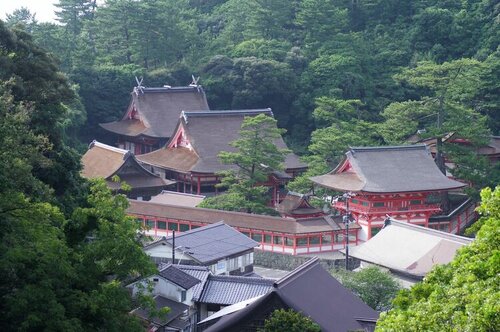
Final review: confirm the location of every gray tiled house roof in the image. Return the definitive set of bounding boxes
[100,86,209,138]
[199,275,274,305]
[311,145,466,193]
[164,222,259,264]
[177,265,211,301]
[158,264,201,290]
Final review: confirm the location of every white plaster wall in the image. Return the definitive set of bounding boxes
[145,245,195,263]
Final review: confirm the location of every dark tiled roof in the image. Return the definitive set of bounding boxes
[177,265,211,301]
[275,258,379,331]
[165,222,258,264]
[138,110,307,173]
[100,86,209,138]
[311,145,465,193]
[131,295,189,326]
[128,200,344,234]
[158,264,201,290]
[205,258,379,332]
[81,141,173,189]
[199,275,274,305]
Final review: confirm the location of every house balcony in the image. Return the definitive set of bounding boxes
[332,201,442,215]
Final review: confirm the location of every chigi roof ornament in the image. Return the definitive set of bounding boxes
[190,75,200,86]
[134,76,144,95]
[190,75,202,92]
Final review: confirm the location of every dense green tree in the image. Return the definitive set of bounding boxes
[4,7,38,32]
[296,0,348,51]
[0,20,86,210]
[379,59,494,193]
[332,266,401,311]
[376,186,500,331]
[202,56,297,127]
[288,97,381,193]
[199,114,287,214]
[262,308,321,332]
[0,21,159,330]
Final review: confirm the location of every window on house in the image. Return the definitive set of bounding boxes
[179,224,190,232]
[157,221,167,230]
[217,261,225,270]
[373,202,385,207]
[351,199,359,204]
[241,231,250,238]
[273,236,283,245]
[181,290,186,302]
[410,200,422,205]
[168,222,178,231]
[361,201,369,207]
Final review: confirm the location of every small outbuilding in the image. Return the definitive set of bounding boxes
[81,141,174,199]
[348,218,472,283]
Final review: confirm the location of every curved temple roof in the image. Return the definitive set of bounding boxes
[137,109,307,173]
[100,85,210,138]
[311,145,466,193]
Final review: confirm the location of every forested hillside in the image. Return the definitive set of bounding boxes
[1,1,499,329]
[4,0,499,188]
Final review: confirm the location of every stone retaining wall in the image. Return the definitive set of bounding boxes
[254,250,359,271]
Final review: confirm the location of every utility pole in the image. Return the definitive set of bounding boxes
[343,192,355,270]
[172,230,175,263]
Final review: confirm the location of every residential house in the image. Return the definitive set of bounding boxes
[129,264,201,331]
[130,263,276,331]
[143,222,259,275]
[198,258,379,332]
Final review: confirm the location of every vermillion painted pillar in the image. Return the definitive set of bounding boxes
[197,176,201,195]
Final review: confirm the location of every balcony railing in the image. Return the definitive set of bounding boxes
[333,201,441,214]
